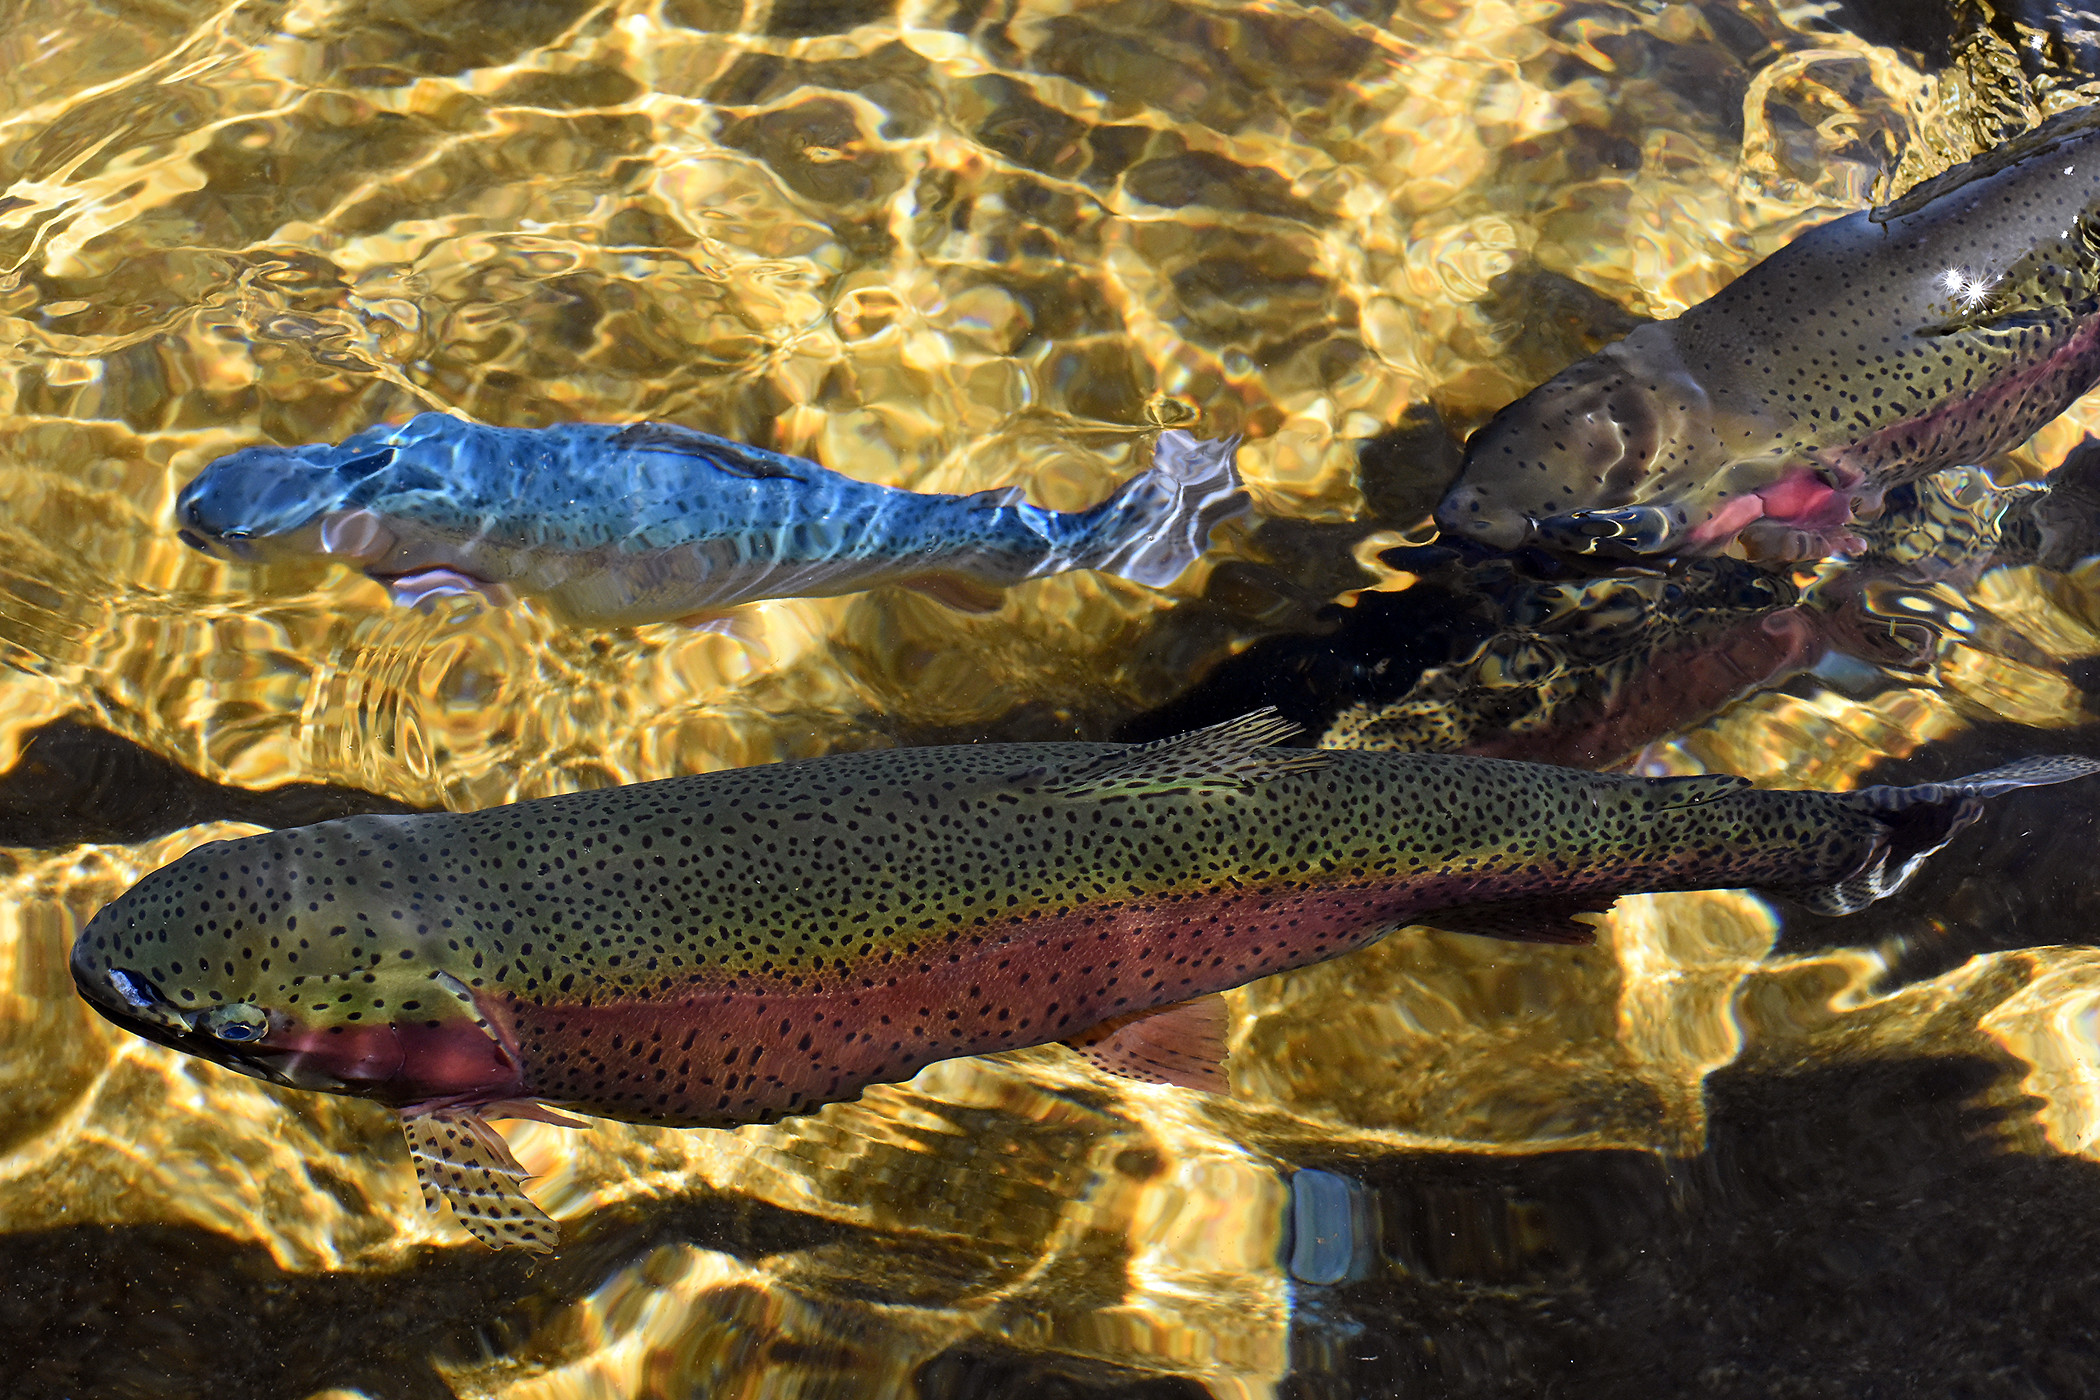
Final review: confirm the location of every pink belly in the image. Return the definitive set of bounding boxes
[487,873,1550,1126]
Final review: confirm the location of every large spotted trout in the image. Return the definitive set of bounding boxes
[174,414,1245,624]
[1437,104,2100,562]
[70,713,2099,1250]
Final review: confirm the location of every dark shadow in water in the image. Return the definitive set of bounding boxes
[6,1056,2095,1398]
[0,1188,857,1399]
[1114,580,1492,746]
[0,718,425,848]
[1776,719,2100,982]
[1280,1054,2100,1399]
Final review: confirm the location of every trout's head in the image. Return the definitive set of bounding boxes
[1436,327,1723,559]
[174,437,400,565]
[71,818,520,1110]
[1435,323,1864,562]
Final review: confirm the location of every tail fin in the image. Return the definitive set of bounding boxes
[1781,755,2100,915]
[1030,431,1248,587]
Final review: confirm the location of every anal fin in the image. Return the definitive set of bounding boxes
[1066,994,1232,1094]
[402,1111,558,1254]
[1415,894,1611,945]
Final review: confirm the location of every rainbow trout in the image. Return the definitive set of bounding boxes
[174,414,1245,624]
[1437,104,2100,563]
[70,713,2098,1250]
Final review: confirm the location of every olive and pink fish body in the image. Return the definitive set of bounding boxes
[69,713,2100,1250]
[1438,104,2100,562]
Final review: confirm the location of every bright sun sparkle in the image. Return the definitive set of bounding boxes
[1939,266,2001,310]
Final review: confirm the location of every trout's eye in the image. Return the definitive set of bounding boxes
[200,1003,270,1043]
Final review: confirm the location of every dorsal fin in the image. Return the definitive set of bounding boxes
[1872,105,2100,224]
[964,484,1027,509]
[402,1111,558,1253]
[1024,709,1331,799]
[610,421,814,481]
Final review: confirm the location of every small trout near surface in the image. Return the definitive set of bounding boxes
[1437,104,2100,563]
[71,712,2100,1251]
[174,414,1246,625]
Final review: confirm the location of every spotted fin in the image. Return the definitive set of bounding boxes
[1067,994,1232,1093]
[402,1111,558,1254]
[1029,708,1330,799]
[1415,895,1610,945]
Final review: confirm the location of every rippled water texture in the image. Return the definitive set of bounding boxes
[13,1,2100,1396]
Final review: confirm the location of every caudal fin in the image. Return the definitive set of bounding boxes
[1780,755,2100,915]
[1032,431,1248,587]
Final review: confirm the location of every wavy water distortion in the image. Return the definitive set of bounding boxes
[11,1,2100,1397]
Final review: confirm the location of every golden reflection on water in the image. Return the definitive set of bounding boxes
[11,0,2100,1394]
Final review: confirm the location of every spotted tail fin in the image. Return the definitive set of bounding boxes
[1031,431,1247,588]
[1779,755,2100,916]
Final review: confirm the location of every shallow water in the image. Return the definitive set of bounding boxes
[9,1,2100,1395]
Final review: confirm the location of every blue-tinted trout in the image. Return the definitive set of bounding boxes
[174,414,1245,624]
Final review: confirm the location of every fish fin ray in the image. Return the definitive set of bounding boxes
[431,971,501,1038]
[897,572,1007,613]
[1030,709,1329,798]
[402,1112,558,1254]
[480,1099,591,1129]
[1066,994,1232,1093]
[1415,895,1610,944]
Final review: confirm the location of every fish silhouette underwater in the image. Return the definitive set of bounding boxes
[174,413,1246,625]
[71,711,2100,1252]
[1437,103,2100,563]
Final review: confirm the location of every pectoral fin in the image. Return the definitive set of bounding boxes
[1647,774,1750,808]
[898,572,1008,613]
[402,1111,558,1254]
[1415,895,1611,945]
[377,568,512,611]
[1066,994,1233,1093]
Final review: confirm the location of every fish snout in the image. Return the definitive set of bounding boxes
[1530,505,1679,557]
[174,490,252,559]
[1434,483,1535,551]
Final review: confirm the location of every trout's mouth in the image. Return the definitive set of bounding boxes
[75,967,333,1091]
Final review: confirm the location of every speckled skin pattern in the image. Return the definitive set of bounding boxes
[72,737,1913,1129]
[1437,104,2100,562]
[173,415,1243,624]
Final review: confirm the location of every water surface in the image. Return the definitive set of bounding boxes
[6,1,2100,1395]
